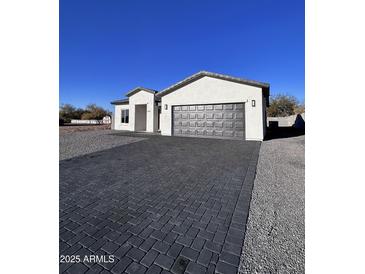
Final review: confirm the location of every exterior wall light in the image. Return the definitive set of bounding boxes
[164,104,168,110]
[252,100,256,107]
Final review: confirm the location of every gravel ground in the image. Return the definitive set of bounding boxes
[239,135,305,274]
[59,124,110,134]
[59,130,146,160]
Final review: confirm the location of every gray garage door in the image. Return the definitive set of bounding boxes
[172,103,245,140]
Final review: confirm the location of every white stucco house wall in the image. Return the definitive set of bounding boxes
[111,71,270,141]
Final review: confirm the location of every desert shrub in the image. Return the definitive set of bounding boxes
[267,95,304,117]
[81,104,110,120]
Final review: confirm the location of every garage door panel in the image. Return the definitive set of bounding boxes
[214,113,224,119]
[223,131,234,137]
[235,121,244,129]
[224,104,234,110]
[214,122,223,128]
[225,122,233,128]
[172,103,245,140]
[236,112,244,119]
[206,113,214,119]
[225,112,234,119]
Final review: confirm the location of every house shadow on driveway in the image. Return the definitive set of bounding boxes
[265,127,305,140]
[265,114,305,141]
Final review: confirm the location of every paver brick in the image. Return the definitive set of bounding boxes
[140,250,159,267]
[191,237,205,252]
[152,240,170,254]
[219,251,240,266]
[163,232,178,245]
[211,252,219,265]
[225,234,244,246]
[154,254,175,270]
[140,237,157,252]
[167,243,183,258]
[115,232,132,245]
[207,263,216,274]
[205,241,222,254]
[111,257,133,274]
[86,264,104,274]
[186,261,207,274]
[104,230,121,241]
[186,227,199,239]
[66,263,88,274]
[180,247,199,261]
[60,231,76,242]
[215,261,238,274]
[222,242,242,256]
[197,248,212,267]
[145,264,162,274]
[114,243,132,259]
[125,261,147,274]
[171,256,190,274]
[59,133,260,273]
[101,241,119,254]
[176,235,193,247]
[62,243,82,255]
[89,238,108,252]
[197,230,214,241]
[127,235,144,247]
[213,231,226,244]
[150,230,167,241]
[92,227,112,239]
[161,223,174,233]
[126,247,146,262]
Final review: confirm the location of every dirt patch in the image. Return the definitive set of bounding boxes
[59,124,111,135]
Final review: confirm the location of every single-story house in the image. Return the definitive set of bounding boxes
[111,71,270,141]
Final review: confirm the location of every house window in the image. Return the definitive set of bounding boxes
[121,109,129,123]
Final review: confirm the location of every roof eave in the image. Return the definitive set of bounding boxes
[156,71,270,98]
[126,87,158,97]
[110,99,129,105]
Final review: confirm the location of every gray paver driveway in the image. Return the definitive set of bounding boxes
[60,133,260,274]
